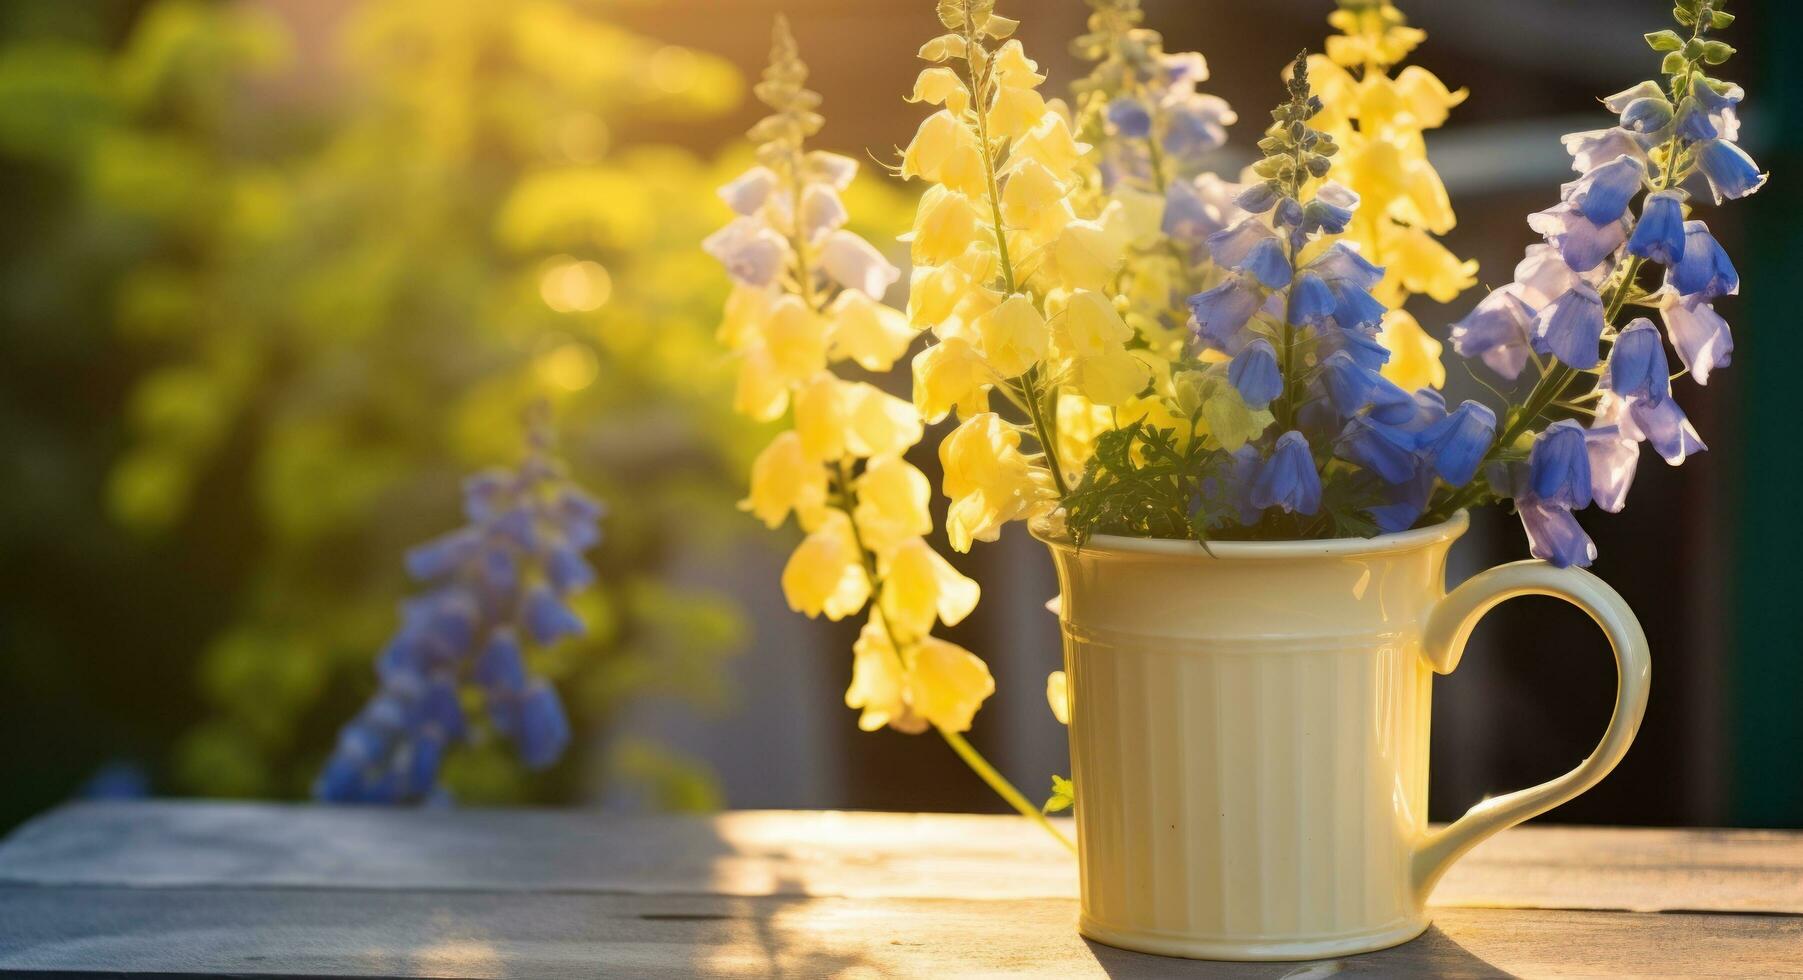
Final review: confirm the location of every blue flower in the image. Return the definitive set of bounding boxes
[1528,420,1593,510]
[1301,182,1358,236]
[1564,154,1645,224]
[1318,351,1374,417]
[1336,415,1420,485]
[1329,280,1387,331]
[1659,294,1733,385]
[1605,80,1673,135]
[1560,129,1646,174]
[475,628,527,695]
[1235,180,1282,214]
[1532,284,1606,370]
[1624,190,1686,265]
[1163,93,1234,161]
[1668,220,1738,300]
[525,584,584,645]
[517,682,572,770]
[1206,218,1275,269]
[1689,77,1744,137]
[702,217,789,288]
[1188,276,1263,352]
[1317,324,1390,373]
[1161,180,1220,244]
[1518,496,1597,568]
[1672,96,1718,142]
[1288,273,1337,327]
[1449,287,1536,381]
[1694,139,1767,204]
[1106,96,1152,138]
[1603,318,1671,405]
[1418,400,1497,487]
[1528,204,1625,273]
[1237,237,1292,289]
[1250,431,1322,515]
[405,528,482,582]
[1586,424,1639,514]
[1306,242,1385,293]
[1371,469,1437,534]
[1616,393,1708,465]
[1228,339,1282,410]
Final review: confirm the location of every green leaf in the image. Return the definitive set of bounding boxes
[1661,51,1689,75]
[1645,30,1685,51]
[1711,11,1736,28]
[1043,774,1075,814]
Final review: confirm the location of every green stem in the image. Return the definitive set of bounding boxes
[938,726,1077,853]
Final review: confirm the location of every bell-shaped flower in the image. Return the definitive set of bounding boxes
[1377,310,1446,391]
[1669,220,1738,300]
[1329,279,1387,332]
[1528,420,1593,510]
[1561,129,1647,174]
[1585,420,1639,513]
[1319,351,1376,418]
[800,183,849,243]
[1694,139,1768,204]
[819,230,900,299]
[793,373,848,462]
[1336,415,1420,485]
[1370,468,1437,535]
[912,335,991,424]
[1302,182,1359,237]
[474,629,526,696]
[1237,237,1293,289]
[827,290,918,373]
[1251,430,1323,515]
[719,166,778,216]
[1074,347,1152,406]
[840,382,925,459]
[741,431,828,530]
[845,617,920,733]
[854,457,933,557]
[1690,76,1744,140]
[1518,496,1597,569]
[941,413,1055,552]
[1673,96,1718,142]
[909,185,983,266]
[1603,80,1664,114]
[524,584,585,646]
[1418,400,1497,487]
[1609,391,1707,465]
[1617,92,1674,134]
[988,85,1049,141]
[1106,96,1152,138]
[703,217,790,288]
[879,537,980,642]
[1050,213,1130,292]
[999,160,1075,242]
[1288,273,1338,328]
[757,294,828,385]
[1235,180,1282,215]
[908,66,967,110]
[1533,282,1606,370]
[781,511,870,620]
[1206,217,1277,269]
[517,683,571,769]
[1564,154,1645,224]
[907,636,996,733]
[1306,242,1385,293]
[1318,323,1390,374]
[1163,93,1236,162]
[1602,319,1671,405]
[1511,243,1583,308]
[1381,224,1479,304]
[805,151,859,190]
[1188,275,1263,353]
[1163,176,1235,245]
[1528,203,1625,273]
[1625,190,1687,265]
[1008,112,1088,183]
[1228,338,1282,410]
[1057,289,1133,357]
[974,293,1049,379]
[901,109,986,196]
[1659,293,1733,385]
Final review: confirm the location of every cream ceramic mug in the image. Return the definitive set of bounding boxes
[1036,511,1650,961]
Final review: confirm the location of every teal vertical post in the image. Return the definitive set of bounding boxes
[1733,0,1803,826]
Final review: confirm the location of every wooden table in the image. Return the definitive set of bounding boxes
[0,802,1797,977]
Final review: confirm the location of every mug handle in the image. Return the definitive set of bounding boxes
[1410,559,1652,902]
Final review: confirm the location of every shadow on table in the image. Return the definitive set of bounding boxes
[1085,926,1518,979]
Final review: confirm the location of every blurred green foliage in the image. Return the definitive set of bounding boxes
[0,0,905,822]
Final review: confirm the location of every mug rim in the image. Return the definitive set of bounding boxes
[1030,509,1470,561]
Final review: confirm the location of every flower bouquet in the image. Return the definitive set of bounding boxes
[709,0,1759,960]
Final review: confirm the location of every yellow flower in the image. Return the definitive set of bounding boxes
[1048,209,1129,292]
[1054,288,1133,357]
[759,294,828,385]
[1073,347,1149,406]
[879,536,981,641]
[900,109,986,198]
[1395,65,1467,130]
[990,39,1044,88]
[999,160,1074,242]
[988,84,1047,141]
[1381,223,1478,304]
[974,293,1048,378]
[1046,669,1069,725]
[733,344,790,422]
[792,372,847,462]
[827,290,918,373]
[1006,111,1085,182]
[908,185,983,266]
[940,412,1054,552]
[781,511,870,621]
[845,615,921,733]
[1376,309,1446,391]
[1109,184,1167,249]
[740,430,828,530]
[717,284,776,350]
[907,66,969,114]
[853,456,932,556]
[841,381,925,459]
[1055,391,1115,472]
[906,636,994,733]
[912,334,991,423]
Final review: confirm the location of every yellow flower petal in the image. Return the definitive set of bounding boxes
[740,430,828,530]
[827,290,918,373]
[907,636,994,732]
[1377,309,1447,391]
[781,512,870,621]
[854,456,932,556]
[846,615,922,733]
[792,372,846,462]
[940,412,1054,552]
[1074,348,1150,407]
[879,536,980,641]
[912,335,991,424]
[841,381,924,460]
[974,293,1049,379]
[908,185,983,266]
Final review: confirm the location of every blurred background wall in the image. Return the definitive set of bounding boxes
[1,0,1797,832]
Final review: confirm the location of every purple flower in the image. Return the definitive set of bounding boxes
[703,217,789,288]
[1237,237,1293,289]
[1336,415,1420,485]
[1533,283,1606,370]
[1228,339,1282,410]
[1528,204,1626,273]
[1418,401,1498,487]
[1302,182,1359,236]
[1564,154,1645,224]
[1529,420,1593,510]
[1561,129,1647,174]
[1518,496,1597,568]
[1318,351,1375,417]
[1106,96,1152,138]
[1603,318,1671,405]
[1668,220,1738,300]
[1288,273,1337,327]
[1163,93,1235,161]
[1306,242,1385,292]
[1206,218,1276,268]
[525,584,584,645]
[1189,275,1263,352]
[1235,180,1282,214]
[1625,190,1687,265]
[1585,424,1639,514]
[1659,294,1733,385]
[1450,287,1536,381]
[1318,325,1390,373]
[517,682,571,770]
[1250,431,1322,515]
[1610,392,1707,465]
[1694,139,1767,204]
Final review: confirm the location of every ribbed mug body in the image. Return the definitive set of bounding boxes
[1038,520,1464,961]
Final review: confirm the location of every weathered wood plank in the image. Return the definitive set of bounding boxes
[2,802,1799,914]
[0,885,1797,978]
